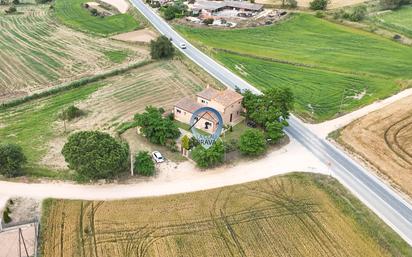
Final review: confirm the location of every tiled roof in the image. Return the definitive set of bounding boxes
[175,97,220,123]
[212,89,243,107]
[175,96,203,113]
[196,87,220,100]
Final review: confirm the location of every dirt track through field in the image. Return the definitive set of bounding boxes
[339,94,412,197]
[0,5,147,102]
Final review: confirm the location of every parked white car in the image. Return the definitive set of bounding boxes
[179,43,187,49]
[152,151,165,163]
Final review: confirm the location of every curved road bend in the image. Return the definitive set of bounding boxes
[129,0,412,245]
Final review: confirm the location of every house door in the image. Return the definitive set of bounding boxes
[230,113,233,122]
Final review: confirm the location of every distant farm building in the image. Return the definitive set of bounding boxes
[192,1,263,17]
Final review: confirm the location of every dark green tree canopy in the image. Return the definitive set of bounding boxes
[238,129,267,156]
[0,143,26,177]
[191,141,225,168]
[150,35,175,59]
[309,0,329,10]
[242,87,293,124]
[134,151,155,176]
[135,106,180,146]
[62,131,129,180]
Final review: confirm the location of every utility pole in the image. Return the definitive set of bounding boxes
[19,228,21,257]
[130,153,134,176]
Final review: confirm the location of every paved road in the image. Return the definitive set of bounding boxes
[130,0,412,246]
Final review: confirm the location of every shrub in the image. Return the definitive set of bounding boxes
[134,151,155,176]
[134,106,180,145]
[150,35,175,59]
[239,129,267,156]
[164,6,176,20]
[0,143,26,177]
[349,5,367,21]
[12,0,18,4]
[191,141,225,168]
[223,138,238,152]
[5,5,17,14]
[203,18,214,25]
[286,0,298,8]
[189,136,199,149]
[3,209,12,224]
[309,0,329,10]
[181,135,190,150]
[90,8,98,16]
[62,131,129,181]
[315,11,324,18]
[60,105,84,121]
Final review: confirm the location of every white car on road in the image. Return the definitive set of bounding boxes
[179,43,187,49]
[152,151,165,163]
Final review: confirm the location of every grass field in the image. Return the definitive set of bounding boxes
[336,94,412,197]
[0,60,209,176]
[0,4,146,103]
[369,6,412,38]
[40,173,412,257]
[176,14,412,121]
[54,0,139,36]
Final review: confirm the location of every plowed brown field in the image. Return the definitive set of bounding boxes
[40,174,411,257]
[0,5,147,103]
[338,94,412,197]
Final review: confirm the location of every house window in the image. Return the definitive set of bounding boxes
[176,109,181,114]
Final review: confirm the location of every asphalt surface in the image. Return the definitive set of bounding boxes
[130,0,412,246]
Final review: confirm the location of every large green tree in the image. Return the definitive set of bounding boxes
[135,106,180,146]
[238,129,267,156]
[0,143,26,177]
[242,88,293,142]
[150,35,175,59]
[62,131,129,180]
[134,151,155,176]
[191,141,225,168]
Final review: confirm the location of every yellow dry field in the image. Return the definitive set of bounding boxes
[338,95,412,197]
[41,174,410,257]
[0,5,147,102]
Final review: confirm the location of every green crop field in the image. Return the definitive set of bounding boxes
[176,14,412,121]
[40,173,412,257]
[369,6,412,38]
[54,0,139,36]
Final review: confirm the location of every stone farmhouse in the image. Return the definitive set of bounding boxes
[174,87,243,133]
